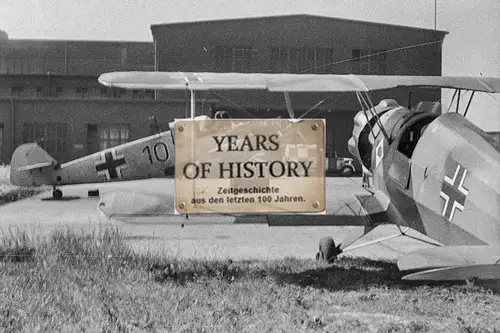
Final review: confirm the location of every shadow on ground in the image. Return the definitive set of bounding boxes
[41,196,81,201]
[270,257,406,292]
[271,257,499,293]
[147,256,477,292]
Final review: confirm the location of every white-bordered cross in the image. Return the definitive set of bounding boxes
[439,160,469,222]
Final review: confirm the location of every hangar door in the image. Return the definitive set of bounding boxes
[23,122,68,162]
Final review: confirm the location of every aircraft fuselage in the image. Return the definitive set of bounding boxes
[371,110,500,247]
[13,130,176,187]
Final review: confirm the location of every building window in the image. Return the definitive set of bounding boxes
[149,122,166,135]
[121,47,128,67]
[351,49,387,74]
[0,123,3,164]
[35,87,43,97]
[23,122,68,160]
[132,90,142,99]
[0,59,7,74]
[315,48,336,73]
[54,87,63,97]
[100,87,108,97]
[116,88,128,98]
[270,47,289,72]
[132,89,154,99]
[145,89,154,99]
[99,125,130,150]
[11,86,25,97]
[291,48,316,73]
[215,46,254,72]
[75,86,89,97]
[270,47,335,73]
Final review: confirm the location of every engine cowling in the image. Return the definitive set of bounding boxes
[348,99,404,175]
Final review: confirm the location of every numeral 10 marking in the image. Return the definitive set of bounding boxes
[142,142,169,165]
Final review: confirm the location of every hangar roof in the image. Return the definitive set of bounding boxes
[150,13,449,36]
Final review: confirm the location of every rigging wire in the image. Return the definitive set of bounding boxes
[298,40,444,74]
[198,40,447,119]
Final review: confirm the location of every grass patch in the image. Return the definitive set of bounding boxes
[0,164,10,184]
[1,226,500,333]
[0,164,45,205]
[0,187,43,205]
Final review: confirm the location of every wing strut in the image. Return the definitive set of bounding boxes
[446,89,458,113]
[364,92,390,141]
[283,92,296,119]
[341,226,442,255]
[190,89,196,119]
[463,90,475,117]
[355,91,390,142]
[343,229,409,252]
[456,89,462,113]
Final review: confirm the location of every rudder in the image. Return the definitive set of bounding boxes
[10,143,57,186]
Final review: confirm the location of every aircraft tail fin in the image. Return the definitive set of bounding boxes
[10,143,58,186]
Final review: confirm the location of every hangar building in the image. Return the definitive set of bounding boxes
[0,14,448,165]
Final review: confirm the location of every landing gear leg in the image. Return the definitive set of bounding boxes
[466,278,476,288]
[52,185,63,199]
[315,236,341,263]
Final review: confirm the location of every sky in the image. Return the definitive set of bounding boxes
[1,0,499,129]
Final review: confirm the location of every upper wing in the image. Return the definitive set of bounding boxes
[98,71,500,93]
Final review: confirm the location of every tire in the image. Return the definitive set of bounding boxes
[317,236,337,263]
[340,165,354,177]
[53,189,63,199]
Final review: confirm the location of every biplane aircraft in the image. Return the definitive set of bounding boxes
[91,71,500,287]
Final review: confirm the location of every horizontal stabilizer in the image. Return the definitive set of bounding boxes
[398,245,500,272]
[17,161,55,171]
[98,191,175,218]
[402,264,500,281]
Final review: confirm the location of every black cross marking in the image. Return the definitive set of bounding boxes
[96,151,126,180]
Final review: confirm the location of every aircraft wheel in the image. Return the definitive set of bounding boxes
[466,278,476,288]
[316,236,337,263]
[340,166,354,177]
[53,189,63,199]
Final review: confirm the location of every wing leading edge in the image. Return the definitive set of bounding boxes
[398,245,500,282]
[98,72,500,93]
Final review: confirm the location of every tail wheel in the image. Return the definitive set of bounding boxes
[316,236,338,263]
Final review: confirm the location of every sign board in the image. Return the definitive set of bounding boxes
[174,119,325,214]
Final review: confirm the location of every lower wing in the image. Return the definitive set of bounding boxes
[398,245,500,281]
[402,264,500,282]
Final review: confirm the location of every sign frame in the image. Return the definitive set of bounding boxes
[174,118,326,215]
